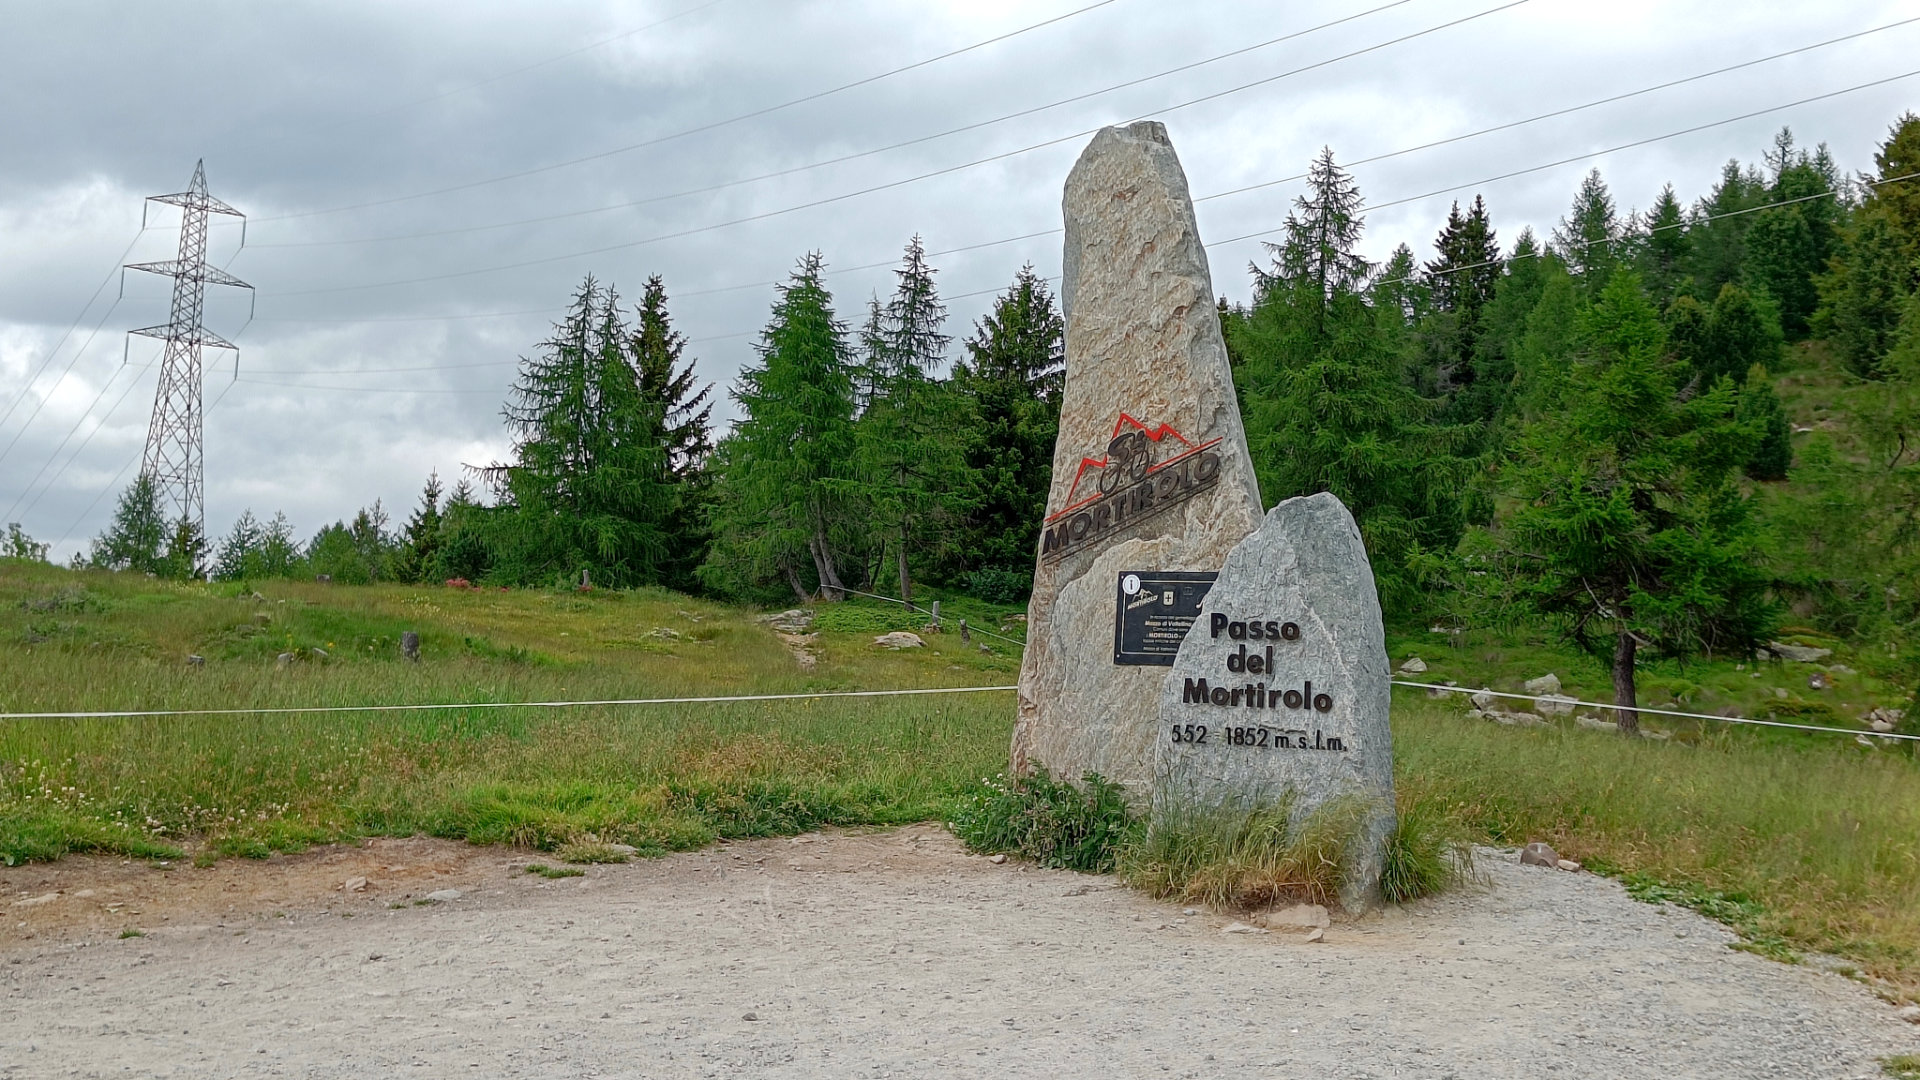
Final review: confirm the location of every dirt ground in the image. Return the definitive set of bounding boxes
[2,828,1914,1078]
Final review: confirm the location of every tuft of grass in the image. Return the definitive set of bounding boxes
[0,810,184,866]
[1119,795,1366,911]
[948,768,1136,873]
[1379,783,1476,903]
[524,862,585,879]
[117,927,143,939]
[1884,1054,1920,1079]
[554,839,629,864]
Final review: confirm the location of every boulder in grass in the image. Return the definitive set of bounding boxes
[1519,842,1559,867]
[1523,673,1562,696]
[873,632,924,650]
[1397,657,1428,674]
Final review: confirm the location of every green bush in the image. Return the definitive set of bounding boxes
[964,568,1031,605]
[948,768,1136,873]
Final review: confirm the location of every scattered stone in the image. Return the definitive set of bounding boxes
[1470,688,1496,710]
[1260,903,1330,930]
[987,854,1007,865]
[1869,708,1905,733]
[1397,657,1427,673]
[742,1012,759,1022]
[1766,641,1832,663]
[1479,709,1548,728]
[1575,715,1619,732]
[1830,664,1855,674]
[73,889,94,899]
[186,654,204,667]
[1523,673,1562,696]
[314,574,331,584]
[757,609,814,634]
[400,632,420,662]
[1556,859,1582,873]
[1303,927,1325,944]
[1011,120,1265,792]
[423,889,462,903]
[873,631,924,650]
[1533,694,1577,716]
[342,876,368,893]
[309,647,328,660]
[1155,492,1395,907]
[1519,843,1559,867]
[1642,729,1671,742]
[275,652,293,668]
[1897,1005,1920,1024]
[1773,687,1790,700]
[1424,680,1457,699]
[1181,908,1199,917]
[1807,671,1831,691]
[1221,921,1265,935]
[12,893,57,908]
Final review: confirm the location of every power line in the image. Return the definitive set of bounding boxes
[0,227,146,434]
[1209,67,1920,248]
[0,293,126,475]
[260,0,1532,299]
[250,0,1132,223]
[248,0,1422,250]
[6,355,153,527]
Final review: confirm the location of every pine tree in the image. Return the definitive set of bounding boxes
[1423,196,1500,396]
[1816,113,1920,376]
[702,252,860,601]
[1690,160,1768,295]
[1551,169,1620,287]
[948,264,1065,587]
[259,511,300,578]
[1233,152,1470,616]
[488,277,675,586]
[1478,271,1774,733]
[394,472,444,584]
[630,274,715,591]
[1638,184,1691,301]
[854,235,956,602]
[1739,366,1793,481]
[160,516,207,581]
[213,510,265,581]
[91,474,169,574]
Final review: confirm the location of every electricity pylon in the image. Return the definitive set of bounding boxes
[125,160,251,540]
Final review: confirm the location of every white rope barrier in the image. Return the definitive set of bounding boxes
[0,684,1019,722]
[1393,679,1919,742]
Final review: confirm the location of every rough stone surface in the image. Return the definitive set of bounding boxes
[1767,641,1832,663]
[1520,842,1560,867]
[1397,657,1427,673]
[873,632,924,650]
[1523,673,1562,696]
[1533,694,1577,716]
[1012,121,1262,791]
[1153,493,1393,906]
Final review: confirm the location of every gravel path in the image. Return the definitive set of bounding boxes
[2,829,1913,1078]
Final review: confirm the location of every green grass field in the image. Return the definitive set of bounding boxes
[4,559,1919,996]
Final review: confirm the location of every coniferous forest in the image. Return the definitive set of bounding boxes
[60,113,1920,720]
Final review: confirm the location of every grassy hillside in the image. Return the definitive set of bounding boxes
[4,560,1920,996]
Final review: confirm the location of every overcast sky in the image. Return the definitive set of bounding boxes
[2,0,1915,561]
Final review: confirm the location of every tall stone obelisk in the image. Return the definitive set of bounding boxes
[1011,121,1263,793]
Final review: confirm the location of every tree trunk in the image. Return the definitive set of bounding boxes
[896,522,912,604]
[809,531,845,601]
[783,561,811,605]
[1611,631,1640,736]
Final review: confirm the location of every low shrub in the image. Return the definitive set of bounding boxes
[964,568,1031,605]
[948,767,1136,873]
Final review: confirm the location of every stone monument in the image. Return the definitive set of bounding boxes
[1011,121,1264,791]
[1153,492,1395,902]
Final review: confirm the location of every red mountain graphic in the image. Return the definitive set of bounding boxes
[1049,413,1218,522]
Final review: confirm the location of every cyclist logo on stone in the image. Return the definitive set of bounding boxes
[1040,412,1225,562]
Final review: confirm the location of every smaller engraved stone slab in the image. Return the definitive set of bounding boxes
[1153,492,1394,905]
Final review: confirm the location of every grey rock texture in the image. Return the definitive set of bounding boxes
[1153,493,1393,906]
[1012,121,1262,791]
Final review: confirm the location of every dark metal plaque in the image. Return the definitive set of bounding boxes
[1113,570,1217,666]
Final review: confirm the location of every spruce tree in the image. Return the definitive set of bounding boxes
[91,474,168,574]
[1233,151,1470,616]
[854,235,956,602]
[489,277,675,586]
[630,275,714,590]
[1739,366,1793,481]
[1478,271,1774,733]
[160,516,207,581]
[1690,160,1767,295]
[394,472,444,584]
[213,510,264,581]
[948,264,1065,587]
[1816,113,1920,376]
[1551,169,1620,288]
[702,252,860,601]
[1638,184,1691,301]
[1423,196,1500,397]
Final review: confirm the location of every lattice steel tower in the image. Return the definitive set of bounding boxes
[125,160,251,538]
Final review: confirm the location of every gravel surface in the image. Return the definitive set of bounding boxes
[3,829,1914,1078]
